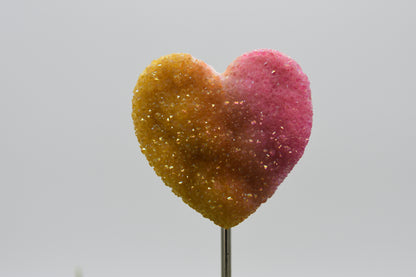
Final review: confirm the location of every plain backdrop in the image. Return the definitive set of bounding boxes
[1,0,415,276]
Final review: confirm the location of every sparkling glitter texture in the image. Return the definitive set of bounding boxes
[132,50,312,228]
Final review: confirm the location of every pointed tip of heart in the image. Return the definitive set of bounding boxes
[132,50,312,228]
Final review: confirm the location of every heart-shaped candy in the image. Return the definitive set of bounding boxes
[132,49,312,228]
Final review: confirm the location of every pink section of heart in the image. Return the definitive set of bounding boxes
[222,49,312,187]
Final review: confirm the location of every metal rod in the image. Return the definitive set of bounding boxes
[221,228,231,277]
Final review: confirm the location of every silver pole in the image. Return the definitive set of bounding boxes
[221,228,231,277]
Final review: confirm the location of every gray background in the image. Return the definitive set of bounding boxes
[1,0,415,276]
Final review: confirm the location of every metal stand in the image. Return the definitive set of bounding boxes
[221,228,231,277]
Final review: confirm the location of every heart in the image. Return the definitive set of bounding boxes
[132,49,312,228]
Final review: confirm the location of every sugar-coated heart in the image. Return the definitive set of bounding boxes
[132,49,312,228]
